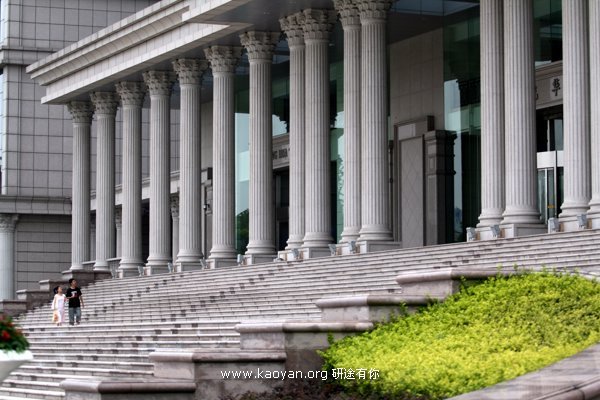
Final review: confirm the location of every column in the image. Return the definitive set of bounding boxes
[90,92,118,271]
[589,0,600,225]
[335,0,362,242]
[0,214,18,300]
[477,0,505,227]
[280,14,306,249]
[205,46,241,264]
[115,82,146,277]
[301,9,336,249]
[143,71,175,273]
[89,216,96,261]
[67,101,93,270]
[357,0,393,241]
[240,31,279,257]
[560,0,591,220]
[170,194,179,264]
[172,59,207,270]
[501,0,540,225]
[115,207,122,258]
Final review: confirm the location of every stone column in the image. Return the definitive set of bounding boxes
[90,92,118,271]
[501,0,541,226]
[67,101,93,270]
[477,0,505,228]
[170,194,179,264]
[240,31,279,258]
[589,0,600,226]
[115,207,122,258]
[300,9,336,250]
[357,0,393,241]
[89,216,96,261]
[560,0,591,222]
[205,46,241,265]
[115,82,146,277]
[335,0,362,242]
[172,59,207,270]
[0,214,18,300]
[280,14,306,250]
[143,71,175,274]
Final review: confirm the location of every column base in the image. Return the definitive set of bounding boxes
[60,270,99,287]
[144,264,171,276]
[176,261,204,272]
[242,254,278,265]
[355,240,401,254]
[277,246,332,261]
[206,257,237,268]
[118,262,145,278]
[588,211,600,229]
[92,261,110,273]
[558,215,590,232]
[496,223,547,239]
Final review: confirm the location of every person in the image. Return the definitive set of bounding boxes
[66,279,84,326]
[51,286,66,326]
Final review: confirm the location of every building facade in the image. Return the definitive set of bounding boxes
[2,0,596,299]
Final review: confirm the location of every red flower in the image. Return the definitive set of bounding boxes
[0,330,10,341]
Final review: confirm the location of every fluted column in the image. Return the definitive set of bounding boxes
[501,0,540,224]
[240,31,279,255]
[335,0,362,241]
[205,46,241,262]
[0,214,18,300]
[143,71,175,273]
[590,0,600,223]
[300,10,336,248]
[115,207,122,258]
[115,82,146,276]
[357,0,393,241]
[170,195,179,264]
[280,14,306,249]
[478,0,505,227]
[172,59,207,269]
[90,92,118,271]
[67,101,93,270]
[560,0,591,219]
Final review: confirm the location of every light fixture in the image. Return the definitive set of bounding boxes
[548,217,560,233]
[328,244,337,256]
[291,248,300,260]
[167,262,173,273]
[490,224,501,238]
[237,254,244,266]
[273,257,284,262]
[137,265,144,277]
[577,214,588,229]
[466,227,476,242]
[200,258,208,269]
[348,240,357,254]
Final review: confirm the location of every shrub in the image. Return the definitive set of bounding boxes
[321,272,600,399]
[0,314,29,353]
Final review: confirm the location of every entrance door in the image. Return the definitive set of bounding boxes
[536,106,563,223]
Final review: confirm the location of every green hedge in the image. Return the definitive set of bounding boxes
[321,272,600,399]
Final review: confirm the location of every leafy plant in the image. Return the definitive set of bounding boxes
[321,272,600,399]
[0,314,29,353]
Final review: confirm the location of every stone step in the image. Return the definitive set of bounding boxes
[15,366,153,379]
[27,333,240,343]
[31,352,149,363]
[0,385,63,400]
[29,339,240,350]
[24,325,239,337]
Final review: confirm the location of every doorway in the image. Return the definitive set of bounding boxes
[536,105,564,223]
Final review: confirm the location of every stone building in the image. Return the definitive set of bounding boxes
[2,0,596,299]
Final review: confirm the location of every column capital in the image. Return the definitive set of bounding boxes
[90,92,119,116]
[355,0,392,22]
[115,81,146,107]
[170,194,180,218]
[204,46,242,74]
[67,101,94,124]
[0,214,18,233]
[115,208,122,229]
[299,9,336,42]
[143,70,176,96]
[172,59,208,85]
[240,31,279,62]
[334,0,361,28]
[280,14,305,48]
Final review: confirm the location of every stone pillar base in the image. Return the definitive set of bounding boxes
[277,247,332,261]
[176,261,203,272]
[559,215,590,232]
[589,213,600,229]
[118,266,143,278]
[144,264,171,275]
[498,223,547,239]
[242,254,278,265]
[206,257,237,269]
[355,240,401,254]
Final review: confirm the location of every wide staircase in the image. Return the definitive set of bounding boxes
[2,229,600,399]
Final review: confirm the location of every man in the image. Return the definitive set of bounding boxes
[66,278,84,326]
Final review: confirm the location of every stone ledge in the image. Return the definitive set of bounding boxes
[61,378,196,400]
[0,300,27,317]
[150,348,287,364]
[16,289,52,310]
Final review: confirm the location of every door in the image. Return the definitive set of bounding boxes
[536,106,564,224]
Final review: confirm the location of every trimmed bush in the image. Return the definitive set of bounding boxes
[321,272,600,399]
